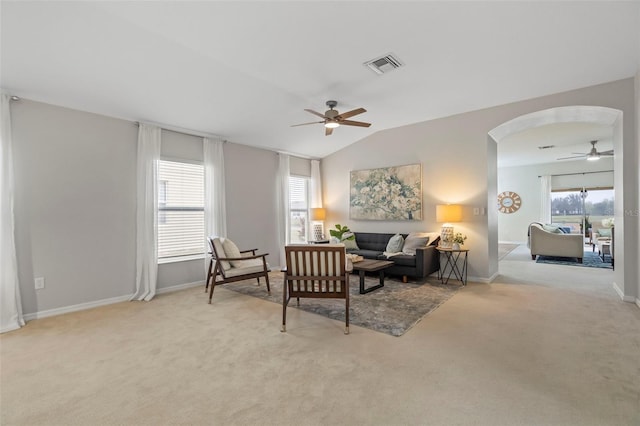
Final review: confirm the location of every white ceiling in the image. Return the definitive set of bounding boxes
[2,1,639,162]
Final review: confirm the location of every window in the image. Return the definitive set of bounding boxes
[289,176,309,243]
[157,159,205,259]
[551,187,614,235]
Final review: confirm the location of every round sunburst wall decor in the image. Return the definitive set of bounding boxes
[497,191,522,214]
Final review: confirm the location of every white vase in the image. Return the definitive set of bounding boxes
[452,243,461,250]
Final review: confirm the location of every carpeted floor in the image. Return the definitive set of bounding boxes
[220,272,460,336]
[536,249,613,269]
[498,243,520,260]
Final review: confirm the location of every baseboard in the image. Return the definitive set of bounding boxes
[467,271,499,284]
[23,280,206,322]
[636,298,640,309]
[612,282,636,303]
[156,280,204,295]
[23,294,132,321]
[498,240,525,245]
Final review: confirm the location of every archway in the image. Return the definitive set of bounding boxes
[488,106,627,299]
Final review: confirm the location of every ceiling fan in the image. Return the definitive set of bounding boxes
[557,140,613,161]
[291,100,371,136]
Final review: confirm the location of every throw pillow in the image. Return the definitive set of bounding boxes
[222,238,244,267]
[212,238,231,270]
[597,228,612,238]
[385,233,405,253]
[342,238,360,250]
[402,232,430,255]
[542,224,563,234]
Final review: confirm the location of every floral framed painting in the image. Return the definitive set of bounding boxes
[350,163,422,220]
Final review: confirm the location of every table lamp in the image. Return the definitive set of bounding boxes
[310,207,327,241]
[436,204,462,248]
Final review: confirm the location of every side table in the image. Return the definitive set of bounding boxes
[436,247,469,286]
[309,239,330,244]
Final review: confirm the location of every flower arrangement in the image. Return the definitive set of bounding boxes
[601,217,614,228]
[452,233,467,245]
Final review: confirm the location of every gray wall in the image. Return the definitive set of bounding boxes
[636,69,640,307]
[11,100,282,316]
[12,100,137,314]
[322,78,637,288]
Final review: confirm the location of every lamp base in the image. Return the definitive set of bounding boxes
[440,225,454,248]
[313,223,324,241]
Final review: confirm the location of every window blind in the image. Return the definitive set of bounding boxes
[158,160,205,259]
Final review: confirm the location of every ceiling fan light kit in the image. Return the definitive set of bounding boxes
[291,100,371,136]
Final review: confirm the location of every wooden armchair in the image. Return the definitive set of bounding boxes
[281,244,351,334]
[206,236,270,304]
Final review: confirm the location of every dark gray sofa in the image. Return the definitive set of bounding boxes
[347,232,440,281]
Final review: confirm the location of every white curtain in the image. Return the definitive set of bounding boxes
[310,159,322,208]
[204,138,227,239]
[0,94,25,333]
[276,153,290,263]
[132,124,161,301]
[540,175,552,224]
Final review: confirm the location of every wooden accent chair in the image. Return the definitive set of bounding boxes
[281,244,351,334]
[206,236,270,304]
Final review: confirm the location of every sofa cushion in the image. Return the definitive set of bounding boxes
[348,249,383,259]
[354,232,398,252]
[380,254,416,267]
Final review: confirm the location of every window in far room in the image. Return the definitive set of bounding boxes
[289,176,309,244]
[157,159,205,260]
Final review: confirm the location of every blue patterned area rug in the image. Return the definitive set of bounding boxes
[536,250,612,269]
[222,272,460,337]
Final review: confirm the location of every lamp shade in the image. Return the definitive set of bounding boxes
[310,207,327,221]
[436,204,462,223]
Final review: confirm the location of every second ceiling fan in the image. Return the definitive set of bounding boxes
[557,140,613,161]
[291,100,371,136]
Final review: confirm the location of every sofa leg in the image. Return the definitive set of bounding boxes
[531,255,536,260]
[402,275,408,283]
[578,257,583,263]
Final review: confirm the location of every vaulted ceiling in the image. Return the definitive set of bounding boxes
[2,1,639,162]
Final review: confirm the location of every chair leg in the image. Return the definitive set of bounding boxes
[265,273,271,294]
[345,274,350,335]
[208,280,216,304]
[281,283,288,332]
[256,277,261,286]
[205,258,213,291]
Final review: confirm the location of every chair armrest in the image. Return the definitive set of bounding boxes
[217,253,269,261]
[240,248,258,254]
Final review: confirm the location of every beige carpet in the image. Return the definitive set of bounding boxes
[2,246,639,425]
[498,242,520,260]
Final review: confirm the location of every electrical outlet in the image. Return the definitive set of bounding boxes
[35,277,45,290]
[473,207,480,216]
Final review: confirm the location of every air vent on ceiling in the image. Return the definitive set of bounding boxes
[538,145,556,150]
[364,53,404,75]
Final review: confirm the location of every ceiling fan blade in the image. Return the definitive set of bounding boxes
[339,119,371,127]
[336,108,366,120]
[325,127,333,136]
[304,109,328,119]
[600,150,614,156]
[557,155,585,160]
[290,120,324,127]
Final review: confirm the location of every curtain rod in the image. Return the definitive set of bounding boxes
[538,170,613,178]
[135,121,226,141]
